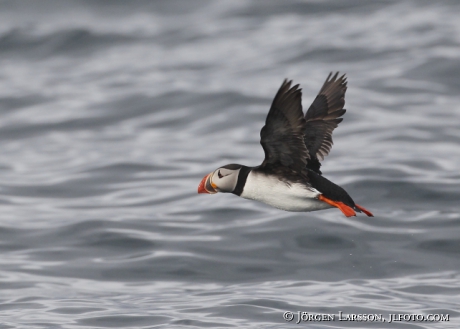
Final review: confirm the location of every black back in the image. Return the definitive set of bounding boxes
[307,169,355,207]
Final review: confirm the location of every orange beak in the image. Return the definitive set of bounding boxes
[197,173,217,194]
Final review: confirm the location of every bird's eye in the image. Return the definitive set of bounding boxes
[218,170,223,178]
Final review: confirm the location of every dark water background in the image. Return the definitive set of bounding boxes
[0,0,459,328]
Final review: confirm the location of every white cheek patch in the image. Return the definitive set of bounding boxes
[214,168,240,192]
[221,176,236,191]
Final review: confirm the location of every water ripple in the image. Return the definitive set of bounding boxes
[0,0,459,327]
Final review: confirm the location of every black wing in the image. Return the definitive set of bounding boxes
[304,72,347,174]
[259,80,309,177]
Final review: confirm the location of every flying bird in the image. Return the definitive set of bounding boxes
[198,73,373,217]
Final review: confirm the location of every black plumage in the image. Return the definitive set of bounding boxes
[304,72,347,174]
[257,73,357,209]
[259,73,347,177]
[259,80,309,178]
[307,169,355,208]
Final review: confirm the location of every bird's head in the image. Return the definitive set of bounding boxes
[197,164,243,194]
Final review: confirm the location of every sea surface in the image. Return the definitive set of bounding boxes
[0,0,459,328]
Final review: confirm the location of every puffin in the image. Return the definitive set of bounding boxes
[197,72,373,217]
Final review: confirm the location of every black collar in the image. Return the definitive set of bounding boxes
[232,166,252,196]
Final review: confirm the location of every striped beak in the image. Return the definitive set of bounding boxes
[197,173,218,194]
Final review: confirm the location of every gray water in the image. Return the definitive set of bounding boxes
[0,1,459,328]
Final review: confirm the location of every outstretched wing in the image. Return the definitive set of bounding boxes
[259,80,309,176]
[304,72,347,174]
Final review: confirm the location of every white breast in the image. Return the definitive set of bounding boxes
[240,171,332,212]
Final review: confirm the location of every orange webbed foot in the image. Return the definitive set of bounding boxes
[318,195,356,217]
[355,204,374,217]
